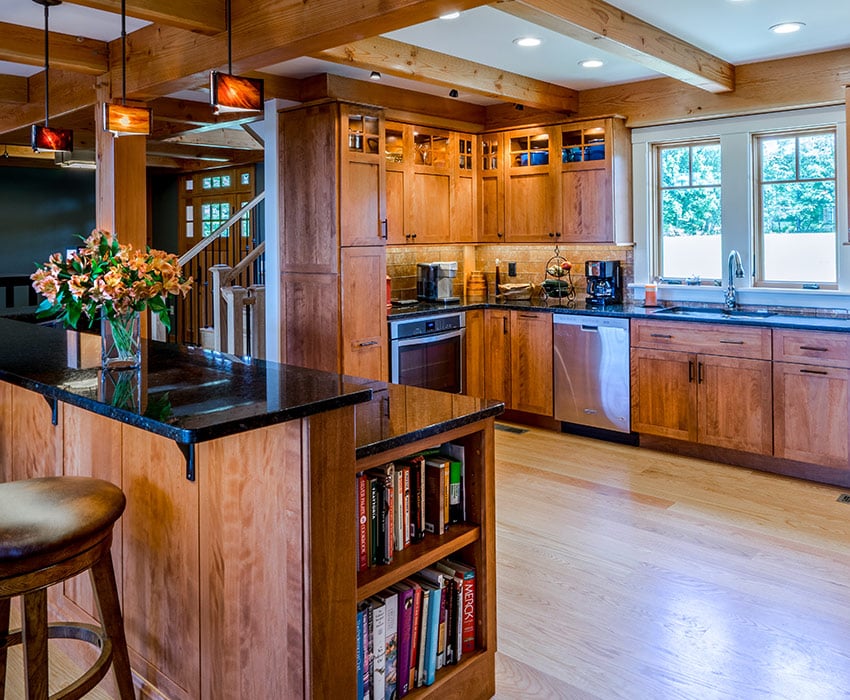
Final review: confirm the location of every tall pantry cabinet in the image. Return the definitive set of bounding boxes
[277,101,388,381]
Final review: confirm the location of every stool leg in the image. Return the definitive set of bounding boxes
[22,589,48,700]
[0,596,9,700]
[90,555,136,700]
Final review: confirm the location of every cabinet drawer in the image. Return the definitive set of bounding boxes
[631,319,771,359]
[773,328,850,368]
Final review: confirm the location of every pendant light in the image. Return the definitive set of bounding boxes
[210,0,263,114]
[103,0,152,135]
[31,0,73,153]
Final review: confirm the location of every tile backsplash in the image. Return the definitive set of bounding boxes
[387,243,634,304]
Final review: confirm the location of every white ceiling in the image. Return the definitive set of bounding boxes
[2,0,850,103]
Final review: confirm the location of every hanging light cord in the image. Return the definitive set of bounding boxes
[43,1,50,125]
[226,0,232,75]
[121,0,127,105]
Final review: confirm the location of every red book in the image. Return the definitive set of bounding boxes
[445,559,476,654]
[356,473,368,571]
[401,577,423,689]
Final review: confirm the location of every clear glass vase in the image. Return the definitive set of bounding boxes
[101,309,141,369]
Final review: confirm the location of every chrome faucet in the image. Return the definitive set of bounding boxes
[725,250,744,309]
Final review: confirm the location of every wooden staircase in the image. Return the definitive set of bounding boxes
[153,192,266,358]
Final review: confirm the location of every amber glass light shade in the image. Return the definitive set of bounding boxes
[210,71,263,114]
[31,124,73,152]
[104,103,152,136]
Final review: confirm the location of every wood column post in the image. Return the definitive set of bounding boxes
[94,80,147,251]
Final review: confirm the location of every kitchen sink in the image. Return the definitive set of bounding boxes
[651,306,774,319]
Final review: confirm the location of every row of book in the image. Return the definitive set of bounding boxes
[356,558,476,700]
[357,443,466,570]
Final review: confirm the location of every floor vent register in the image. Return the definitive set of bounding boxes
[838,494,850,504]
[495,424,528,434]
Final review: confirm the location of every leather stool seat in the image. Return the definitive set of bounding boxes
[0,476,135,699]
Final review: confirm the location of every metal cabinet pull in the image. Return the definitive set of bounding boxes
[502,317,508,334]
[719,339,744,345]
[800,368,829,375]
[518,314,538,319]
[650,333,673,339]
[381,219,388,240]
[580,325,599,332]
[799,345,829,352]
[698,362,704,383]
[688,360,694,383]
[358,340,379,347]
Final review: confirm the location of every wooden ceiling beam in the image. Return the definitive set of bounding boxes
[315,36,577,112]
[119,0,490,99]
[66,0,225,35]
[300,73,487,130]
[0,75,28,104]
[495,0,735,94]
[0,70,97,136]
[0,21,108,75]
[145,141,261,163]
[162,129,261,150]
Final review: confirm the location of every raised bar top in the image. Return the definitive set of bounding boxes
[0,317,373,444]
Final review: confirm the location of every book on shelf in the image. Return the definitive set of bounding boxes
[424,458,448,535]
[443,559,477,654]
[357,601,372,700]
[397,455,426,542]
[368,596,387,700]
[356,473,368,572]
[434,562,464,665]
[367,464,395,565]
[392,465,408,552]
[390,581,415,697]
[416,567,449,670]
[418,578,442,686]
[441,441,466,523]
[372,589,399,700]
[400,577,423,692]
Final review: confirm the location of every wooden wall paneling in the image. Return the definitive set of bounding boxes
[279,103,339,274]
[62,405,124,623]
[0,381,9,482]
[8,385,63,482]
[121,425,200,700]
[282,272,341,373]
[199,420,304,699]
[303,406,358,699]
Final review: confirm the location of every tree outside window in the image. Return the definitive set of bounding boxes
[757,130,836,285]
[656,141,722,280]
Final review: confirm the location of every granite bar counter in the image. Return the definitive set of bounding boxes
[0,316,502,699]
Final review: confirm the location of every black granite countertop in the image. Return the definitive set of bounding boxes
[0,317,373,444]
[350,379,503,460]
[388,298,850,332]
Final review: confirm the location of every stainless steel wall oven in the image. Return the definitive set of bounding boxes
[389,312,465,393]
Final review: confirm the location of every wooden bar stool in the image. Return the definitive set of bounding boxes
[0,476,135,699]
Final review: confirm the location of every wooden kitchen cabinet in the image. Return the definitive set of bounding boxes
[630,320,772,455]
[484,309,511,405]
[477,132,505,242]
[504,126,560,242]
[452,132,476,242]
[510,310,553,415]
[279,102,388,380]
[773,328,850,468]
[465,309,486,398]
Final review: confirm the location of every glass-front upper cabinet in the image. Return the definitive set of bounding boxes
[412,128,449,169]
[458,135,474,172]
[510,130,550,168]
[481,134,501,172]
[560,123,607,165]
[346,111,380,155]
[385,126,404,165]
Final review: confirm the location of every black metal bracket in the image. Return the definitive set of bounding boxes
[178,442,196,482]
[43,396,58,426]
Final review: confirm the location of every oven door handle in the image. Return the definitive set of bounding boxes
[393,329,465,347]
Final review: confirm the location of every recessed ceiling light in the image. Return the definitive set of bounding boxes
[513,36,542,48]
[579,59,605,69]
[369,70,381,81]
[770,21,805,34]
[439,11,460,20]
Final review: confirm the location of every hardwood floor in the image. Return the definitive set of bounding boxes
[5,422,850,698]
[492,423,850,700]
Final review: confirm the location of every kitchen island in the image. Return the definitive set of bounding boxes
[0,317,501,699]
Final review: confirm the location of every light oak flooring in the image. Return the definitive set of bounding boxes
[4,424,850,699]
[492,423,850,700]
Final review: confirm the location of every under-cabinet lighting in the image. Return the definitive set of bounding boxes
[579,59,605,68]
[770,22,805,34]
[513,36,542,48]
[439,11,460,20]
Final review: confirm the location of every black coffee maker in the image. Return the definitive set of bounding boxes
[585,260,622,306]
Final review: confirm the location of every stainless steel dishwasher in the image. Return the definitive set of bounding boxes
[553,315,631,433]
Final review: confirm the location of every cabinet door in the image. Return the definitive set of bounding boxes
[465,309,486,398]
[510,311,553,416]
[409,171,451,243]
[774,362,850,468]
[630,347,697,441]
[340,106,386,247]
[505,127,559,242]
[561,168,610,243]
[484,310,511,406]
[385,169,406,244]
[478,133,504,242]
[697,355,772,455]
[452,133,476,242]
[342,246,388,381]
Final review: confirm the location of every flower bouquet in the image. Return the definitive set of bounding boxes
[31,230,192,368]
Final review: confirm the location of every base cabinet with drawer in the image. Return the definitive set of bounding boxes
[773,328,850,468]
[631,320,773,455]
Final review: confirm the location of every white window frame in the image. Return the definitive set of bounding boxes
[632,106,848,309]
